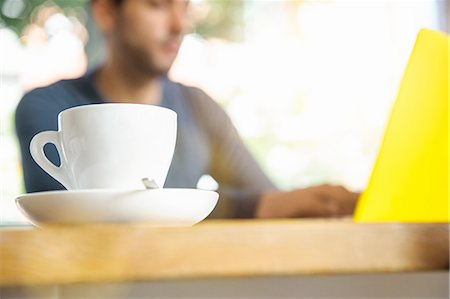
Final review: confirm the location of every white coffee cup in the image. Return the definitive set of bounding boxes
[30,103,177,190]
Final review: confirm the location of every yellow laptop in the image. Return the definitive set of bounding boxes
[354,29,448,222]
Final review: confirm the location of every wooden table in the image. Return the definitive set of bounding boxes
[1,219,449,298]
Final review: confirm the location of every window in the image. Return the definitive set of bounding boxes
[0,0,446,222]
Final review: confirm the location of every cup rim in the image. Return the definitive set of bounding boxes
[59,103,177,118]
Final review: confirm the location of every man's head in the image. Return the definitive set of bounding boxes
[92,0,189,76]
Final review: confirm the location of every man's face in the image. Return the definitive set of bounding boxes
[110,0,189,75]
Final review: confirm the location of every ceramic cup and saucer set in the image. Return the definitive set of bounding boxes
[15,104,219,227]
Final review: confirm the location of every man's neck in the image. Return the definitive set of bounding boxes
[95,60,163,106]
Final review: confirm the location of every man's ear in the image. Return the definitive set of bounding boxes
[91,0,118,35]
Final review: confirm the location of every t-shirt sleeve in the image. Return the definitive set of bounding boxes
[15,89,65,193]
[185,87,278,218]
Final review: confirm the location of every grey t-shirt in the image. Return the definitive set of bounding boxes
[15,71,276,218]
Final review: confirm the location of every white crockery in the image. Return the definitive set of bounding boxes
[30,104,177,190]
[16,189,218,227]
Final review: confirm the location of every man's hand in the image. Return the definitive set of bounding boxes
[256,184,360,218]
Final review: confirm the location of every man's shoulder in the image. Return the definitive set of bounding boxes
[21,76,87,104]
[16,76,95,125]
[165,78,231,127]
[165,78,205,97]
[17,75,97,118]
[166,78,222,111]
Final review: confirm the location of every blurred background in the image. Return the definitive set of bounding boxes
[0,0,448,222]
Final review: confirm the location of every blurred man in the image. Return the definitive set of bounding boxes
[16,0,359,218]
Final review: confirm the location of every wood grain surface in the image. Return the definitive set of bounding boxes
[0,219,448,286]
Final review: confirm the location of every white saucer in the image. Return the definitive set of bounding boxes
[16,189,218,227]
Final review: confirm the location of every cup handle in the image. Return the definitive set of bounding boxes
[29,131,72,189]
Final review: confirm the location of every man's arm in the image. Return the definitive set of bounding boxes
[185,87,277,218]
[185,87,360,219]
[15,90,65,193]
